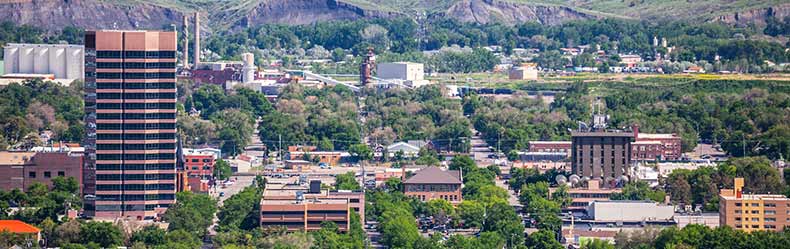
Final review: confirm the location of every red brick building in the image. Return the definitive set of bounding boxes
[403,167,462,204]
[190,68,239,86]
[184,151,216,179]
[632,125,682,161]
[0,151,83,193]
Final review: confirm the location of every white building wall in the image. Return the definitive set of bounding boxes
[378,62,424,81]
[3,44,84,80]
[588,201,674,221]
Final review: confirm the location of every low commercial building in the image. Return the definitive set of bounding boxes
[675,213,719,228]
[386,142,421,158]
[403,167,462,204]
[719,178,790,232]
[528,141,571,153]
[515,152,570,173]
[260,181,364,232]
[552,179,621,210]
[655,160,716,177]
[289,151,348,166]
[284,160,311,172]
[619,54,642,67]
[587,200,674,222]
[0,151,83,193]
[508,63,538,80]
[632,125,682,161]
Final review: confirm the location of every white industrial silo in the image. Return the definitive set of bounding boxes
[18,46,34,73]
[3,45,18,74]
[66,46,84,80]
[33,46,50,74]
[241,52,255,83]
[49,46,66,78]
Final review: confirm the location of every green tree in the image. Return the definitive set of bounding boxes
[526,229,563,249]
[458,201,485,229]
[218,187,261,231]
[165,229,202,248]
[384,177,403,192]
[348,143,373,162]
[131,225,166,246]
[214,159,233,180]
[483,202,525,247]
[334,172,361,191]
[380,209,420,248]
[53,219,81,246]
[80,222,123,248]
[449,155,476,176]
[164,191,217,237]
[582,239,614,249]
[551,184,573,208]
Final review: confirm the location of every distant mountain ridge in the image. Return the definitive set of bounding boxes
[1,0,788,33]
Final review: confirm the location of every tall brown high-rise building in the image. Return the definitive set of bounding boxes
[571,131,633,180]
[84,30,178,219]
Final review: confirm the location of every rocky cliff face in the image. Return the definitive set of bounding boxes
[0,0,185,31]
[239,0,399,27]
[715,3,790,26]
[2,0,787,33]
[445,0,596,25]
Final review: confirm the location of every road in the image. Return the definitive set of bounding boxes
[470,129,520,207]
[207,171,256,237]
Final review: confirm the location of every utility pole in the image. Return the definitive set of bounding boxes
[279,134,283,162]
[449,137,453,154]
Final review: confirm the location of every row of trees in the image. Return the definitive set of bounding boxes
[615,224,790,249]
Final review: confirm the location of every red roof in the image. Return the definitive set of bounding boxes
[0,220,40,234]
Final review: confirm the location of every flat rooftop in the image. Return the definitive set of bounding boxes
[720,194,790,201]
[572,131,634,137]
[261,198,348,205]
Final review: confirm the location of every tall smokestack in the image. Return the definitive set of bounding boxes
[182,15,189,69]
[193,12,200,68]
